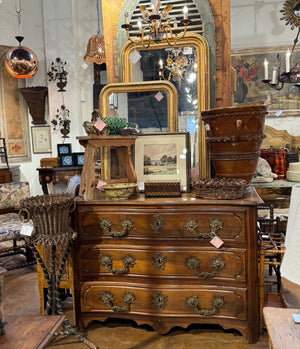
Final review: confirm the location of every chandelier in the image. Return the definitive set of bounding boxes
[84,0,106,65]
[122,1,191,48]
[158,47,195,85]
[262,0,300,90]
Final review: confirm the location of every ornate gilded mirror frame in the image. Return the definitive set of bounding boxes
[100,81,178,131]
[99,81,178,179]
[120,34,210,177]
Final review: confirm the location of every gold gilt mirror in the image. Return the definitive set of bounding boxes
[100,81,178,132]
[99,81,178,179]
[120,34,210,177]
[281,0,300,29]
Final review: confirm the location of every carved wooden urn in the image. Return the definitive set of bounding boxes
[201,105,268,184]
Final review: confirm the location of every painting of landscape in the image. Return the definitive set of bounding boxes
[143,143,177,176]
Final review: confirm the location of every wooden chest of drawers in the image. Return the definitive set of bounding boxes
[73,188,262,343]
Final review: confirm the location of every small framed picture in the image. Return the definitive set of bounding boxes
[31,126,52,154]
[61,154,74,167]
[73,152,85,166]
[134,132,190,192]
[57,143,72,156]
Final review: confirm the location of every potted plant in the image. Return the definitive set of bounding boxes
[102,117,137,135]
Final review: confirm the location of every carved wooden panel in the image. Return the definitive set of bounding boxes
[262,125,300,153]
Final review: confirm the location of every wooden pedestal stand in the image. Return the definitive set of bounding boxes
[77,135,137,200]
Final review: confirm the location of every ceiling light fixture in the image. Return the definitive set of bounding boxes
[122,1,191,48]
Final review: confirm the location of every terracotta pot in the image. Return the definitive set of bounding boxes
[201,105,268,184]
[19,86,48,124]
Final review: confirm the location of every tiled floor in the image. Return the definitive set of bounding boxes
[2,265,270,349]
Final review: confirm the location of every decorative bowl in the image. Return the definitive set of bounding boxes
[103,183,137,199]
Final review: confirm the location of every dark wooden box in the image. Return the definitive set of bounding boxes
[144,182,181,198]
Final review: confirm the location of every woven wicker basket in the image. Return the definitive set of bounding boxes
[19,194,75,245]
[193,178,246,200]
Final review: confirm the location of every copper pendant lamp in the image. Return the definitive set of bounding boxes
[4,35,39,78]
[84,0,106,65]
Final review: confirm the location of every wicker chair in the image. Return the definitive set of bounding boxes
[0,182,36,270]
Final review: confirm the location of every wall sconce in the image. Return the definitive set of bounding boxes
[122,2,191,48]
[47,57,68,92]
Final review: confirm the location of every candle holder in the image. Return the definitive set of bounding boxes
[47,57,68,92]
[262,0,300,90]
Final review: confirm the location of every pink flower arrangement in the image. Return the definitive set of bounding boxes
[232,57,260,83]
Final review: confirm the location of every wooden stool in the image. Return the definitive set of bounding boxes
[263,307,300,349]
[77,135,137,200]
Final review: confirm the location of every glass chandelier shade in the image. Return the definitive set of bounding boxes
[4,36,39,78]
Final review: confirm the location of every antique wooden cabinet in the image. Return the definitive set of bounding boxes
[73,188,262,343]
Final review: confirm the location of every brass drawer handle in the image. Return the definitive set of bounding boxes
[185,256,225,278]
[184,217,223,239]
[186,295,225,316]
[98,217,134,237]
[152,291,168,311]
[100,291,136,312]
[100,254,136,274]
[150,214,166,233]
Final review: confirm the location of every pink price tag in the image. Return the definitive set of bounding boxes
[94,119,107,132]
[210,236,224,249]
[155,91,164,102]
[96,180,107,191]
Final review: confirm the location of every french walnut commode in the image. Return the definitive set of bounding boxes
[73,188,263,344]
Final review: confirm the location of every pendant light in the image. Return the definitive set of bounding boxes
[84,0,106,65]
[4,0,39,78]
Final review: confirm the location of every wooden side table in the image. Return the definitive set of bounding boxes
[77,135,137,200]
[263,307,300,348]
[37,166,83,194]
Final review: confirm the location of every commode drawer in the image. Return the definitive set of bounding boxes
[80,281,247,321]
[78,245,246,283]
[79,208,246,244]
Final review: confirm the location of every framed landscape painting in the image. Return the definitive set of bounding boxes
[134,132,190,192]
[231,47,300,116]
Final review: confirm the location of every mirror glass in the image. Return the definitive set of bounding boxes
[108,90,169,133]
[130,47,199,168]
[294,4,300,17]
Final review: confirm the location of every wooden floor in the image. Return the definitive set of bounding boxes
[2,265,270,349]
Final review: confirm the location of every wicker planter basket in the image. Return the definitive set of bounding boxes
[192,178,246,200]
[19,86,48,125]
[19,193,75,245]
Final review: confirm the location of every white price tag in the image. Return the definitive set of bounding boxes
[293,314,300,323]
[205,124,210,131]
[129,50,141,64]
[81,62,89,70]
[275,110,283,117]
[183,47,193,55]
[20,222,34,236]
